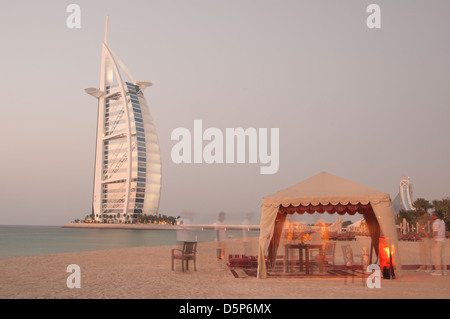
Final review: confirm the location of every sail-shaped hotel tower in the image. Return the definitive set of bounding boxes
[85,18,161,223]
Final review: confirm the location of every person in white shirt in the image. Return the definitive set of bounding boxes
[215,212,227,259]
[176,211,196,244]
[431,212,447,276]
[416,210,433,272]
[241,211,254,256]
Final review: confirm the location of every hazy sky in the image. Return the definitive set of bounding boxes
[1,1,449,226]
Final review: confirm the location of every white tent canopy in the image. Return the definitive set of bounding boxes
[257,172,400,279]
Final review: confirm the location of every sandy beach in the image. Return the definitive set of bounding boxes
[0,236,448,299]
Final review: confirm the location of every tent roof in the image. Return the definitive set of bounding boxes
[262,171,391,207]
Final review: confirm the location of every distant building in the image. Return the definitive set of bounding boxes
[346,219,369,234]
[392,176,414,215]
[85,17,162,223]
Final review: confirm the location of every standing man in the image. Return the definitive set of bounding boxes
[215,212,227,259]
[416,210,433,272]
[431,212,447,276]
[241,211,254,256]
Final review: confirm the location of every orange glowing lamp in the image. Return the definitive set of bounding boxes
[379,237,395,279]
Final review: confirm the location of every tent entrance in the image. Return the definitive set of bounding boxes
[267,202,381,269]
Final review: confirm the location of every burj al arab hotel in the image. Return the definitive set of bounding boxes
[85,18,162,223]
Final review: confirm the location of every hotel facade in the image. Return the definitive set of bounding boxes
[85,19,162,223]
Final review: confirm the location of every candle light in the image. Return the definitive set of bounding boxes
[379,237,395,279]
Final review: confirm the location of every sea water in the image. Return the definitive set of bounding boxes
[0,225,259,258]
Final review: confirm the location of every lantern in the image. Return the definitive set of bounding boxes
[379,237,395,279]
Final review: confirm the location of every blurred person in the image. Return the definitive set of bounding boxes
[241,211,254,256]
[311,220,326,245]
[176,211,196,245]
[285,220,294,244]
[431,212,447,276]
[215,212,227,259]
[321,224,330,242]
[416,210,433,272]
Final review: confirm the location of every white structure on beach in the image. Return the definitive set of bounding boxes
[85,17,162,223]
[346,219,369,233]
[327,216,343,233]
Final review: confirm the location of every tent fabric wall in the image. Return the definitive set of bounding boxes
[257,205,279,279]
[256,172,401,279]
[267,212,287,267]
[371,200,402,275]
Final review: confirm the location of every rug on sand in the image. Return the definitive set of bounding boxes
[229,265,371,279]
[229,264,445,279]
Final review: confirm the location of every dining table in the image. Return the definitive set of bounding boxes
[284,243,324,274]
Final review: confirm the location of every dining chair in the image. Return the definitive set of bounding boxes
[171,241,197,272]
